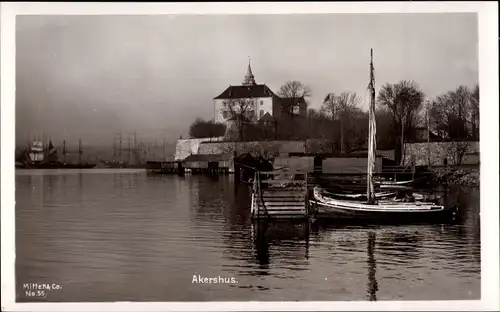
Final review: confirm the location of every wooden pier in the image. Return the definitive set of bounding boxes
[146,161,184,175]
[251,170,309,219]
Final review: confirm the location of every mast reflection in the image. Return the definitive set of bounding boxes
[251,220,310,273]
[367,231,378,301]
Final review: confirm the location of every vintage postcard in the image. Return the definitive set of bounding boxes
[1,2,498,312]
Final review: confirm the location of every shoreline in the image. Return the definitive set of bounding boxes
[433,166,480,188]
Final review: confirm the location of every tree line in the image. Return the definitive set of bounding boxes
[189,80,479,163]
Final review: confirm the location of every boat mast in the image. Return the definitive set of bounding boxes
[78,139,82,165]
[113,135,116,159]
[163,139,167,161]
[128,135,131,164]
[119,133,123,159]
[401,113,405,166]
[153,140,157,161]
[133,131,138,164]
[367,49,377,204]
[426,100,431,166]
[63,140,67,163]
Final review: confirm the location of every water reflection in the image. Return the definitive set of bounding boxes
[377,230,423,262]
[43,174,54,196]
[15,171,481,302]
[366,231,378,301]
[251,220,310,271]
[252,222,270,271]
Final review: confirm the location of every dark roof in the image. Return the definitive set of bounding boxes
[214,84,276,100]
[183,153,233,163]
[259,112,275,122]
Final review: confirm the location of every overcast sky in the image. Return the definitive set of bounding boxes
[16,13,478,146]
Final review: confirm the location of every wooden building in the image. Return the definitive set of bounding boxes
[182,153,233,174]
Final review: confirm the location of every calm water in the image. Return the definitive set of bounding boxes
[15,169,480,302]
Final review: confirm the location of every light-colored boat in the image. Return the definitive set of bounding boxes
[318,189,397,200]
[310,49,454,221]
[310,186,453,220]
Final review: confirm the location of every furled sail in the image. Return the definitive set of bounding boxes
[367,49,377,204]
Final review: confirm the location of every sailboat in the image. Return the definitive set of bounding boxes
[309,49,455,221]
[17,139,96,169]
[103,133,148,169]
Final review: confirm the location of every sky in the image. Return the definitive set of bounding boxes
[15,13,478,146]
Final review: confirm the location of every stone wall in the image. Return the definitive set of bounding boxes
[174,137,225,161]
[175,139,307,160]
[403,141,480,166]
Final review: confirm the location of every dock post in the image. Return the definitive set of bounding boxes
[177,161,184,176]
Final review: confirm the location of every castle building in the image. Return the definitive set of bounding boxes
[213,60,307,126]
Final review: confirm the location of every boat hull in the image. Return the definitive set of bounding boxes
[310,199,455,220]
[310,188,456,222]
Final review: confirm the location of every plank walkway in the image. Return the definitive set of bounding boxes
[251,170,309,219]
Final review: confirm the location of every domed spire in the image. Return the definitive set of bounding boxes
[242,57,256,86]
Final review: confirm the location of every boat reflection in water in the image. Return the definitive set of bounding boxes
[366,231,378,301]
[251,220,310,268]
[16,172,480,302]
[251,220,381,301]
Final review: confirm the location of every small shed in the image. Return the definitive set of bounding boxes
[183,153,233,170]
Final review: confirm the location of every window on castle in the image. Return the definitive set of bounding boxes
[222,110,229,119]
[260,109,264,118]
[260,100,264,106]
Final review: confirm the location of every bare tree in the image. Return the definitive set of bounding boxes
[320,92,362,153]
[448,140,470,166]
[378,80,425,163]
[429,94,451,139]
[222,98,254,141]
[278,80,312,111]
[278,81,312,139]
[306,108,337,151]
[470,84,479,140]
[450,85,470,139]
[430,85,472,140]
[428,84,480,167]
[321,93,339,120]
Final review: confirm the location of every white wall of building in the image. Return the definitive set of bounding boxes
[214,99,227,124]
[214,97,273,124]
[256,97,273,120]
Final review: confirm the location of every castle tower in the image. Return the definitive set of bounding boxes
[242,57,256,86]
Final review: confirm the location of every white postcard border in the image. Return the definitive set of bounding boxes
[1,2,498,311]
